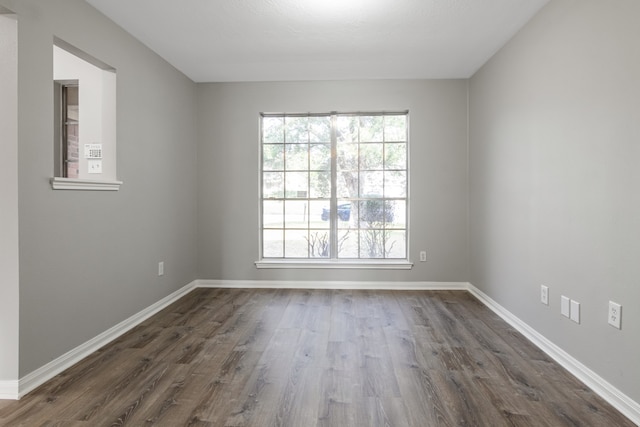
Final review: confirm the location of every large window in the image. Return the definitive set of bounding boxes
[260,112,408,263]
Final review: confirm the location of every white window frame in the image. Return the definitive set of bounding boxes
[256,111,412,269]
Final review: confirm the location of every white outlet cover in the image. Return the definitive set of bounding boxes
[570,300,580,323]
[608,301,622,329]
[540,285,549,305]
[561,296,570,318]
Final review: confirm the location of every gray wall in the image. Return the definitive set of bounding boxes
[0,11,19,382]
[469,0,640,402]
[1,0,199,376]
[197,80,469,282]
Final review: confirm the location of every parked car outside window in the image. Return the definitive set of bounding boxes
[321,203,351,221]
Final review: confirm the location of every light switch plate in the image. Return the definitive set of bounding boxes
[570,300,580,323]
[561,296,570,318]
[88,159,102,174]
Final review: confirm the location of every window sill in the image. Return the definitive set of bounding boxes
[50,177,123,191]
[255,260,413,270]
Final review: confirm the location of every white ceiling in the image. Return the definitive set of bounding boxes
[86,0,549,83]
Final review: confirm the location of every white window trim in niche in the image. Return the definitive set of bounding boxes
[51,37,120,191]
[50,177,123,191]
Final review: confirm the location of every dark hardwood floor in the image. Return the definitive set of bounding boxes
[0,288,634,426]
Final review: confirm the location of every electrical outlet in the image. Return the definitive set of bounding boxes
[540,285,549,305]
[419,251,427,262]
[608,301,622,329]
[570,300,580,323]
[158,261,164,276]
[561,296,570,318]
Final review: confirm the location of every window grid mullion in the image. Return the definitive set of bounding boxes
[356,120,362,259]
[382,122,386,257]
[306,123,312,258]
[282,129,287,257]
[329,114,338,259]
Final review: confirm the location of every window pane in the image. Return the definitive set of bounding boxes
[336,116,358,143]
[308,230,330,258]
[63,85,79,179]
[384,142,406,170]
[359,198,391,225]
[285,116,308,143]
[384,171,407,198]
[336,176,349,199]
[263,200,284,228]
[263,229,284,257]
[309,200,330,229]
[384,115,407,142]
[310,172,331,198]
[309,144,330,170]
[337,229,358,258]
[263,172,284,198]
[339,200,358,228]
[285,229,308,257]
[360,143,384,170]
[285,144,308,170]
[337,143,358,172]
[385,230,407,258]
[338,169,362,198]
[359,171,383,197]
[263,117,285,143]
[385,200,406,229]
[309,116,331,143]
[285,172,308,198]
[263,144,284,171]
[359,116,384,142]
[360,228,385,258]
[336,201,353,224]
[284,200,309,228]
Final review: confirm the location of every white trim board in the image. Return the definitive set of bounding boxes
[0,380,19,400]
[197,279,468,291]
[467,283,640,426]
[50,177,123,191]
[16,280,197,399]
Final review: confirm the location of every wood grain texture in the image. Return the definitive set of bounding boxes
[0,288,634,426]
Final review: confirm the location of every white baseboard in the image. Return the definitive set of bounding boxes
[0,380,19,400]
[16,280,198,399]
[197,279,469,291]
[468,283,640,426]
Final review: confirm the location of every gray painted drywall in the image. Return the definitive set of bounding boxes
[197,80,469,282]
[0,11,19,382]
[469,0,640,402]
[1,0,199,376]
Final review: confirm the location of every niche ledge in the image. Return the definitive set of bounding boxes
[50,177,122,191]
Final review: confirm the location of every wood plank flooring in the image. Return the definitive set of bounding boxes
[0,288,634,426]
